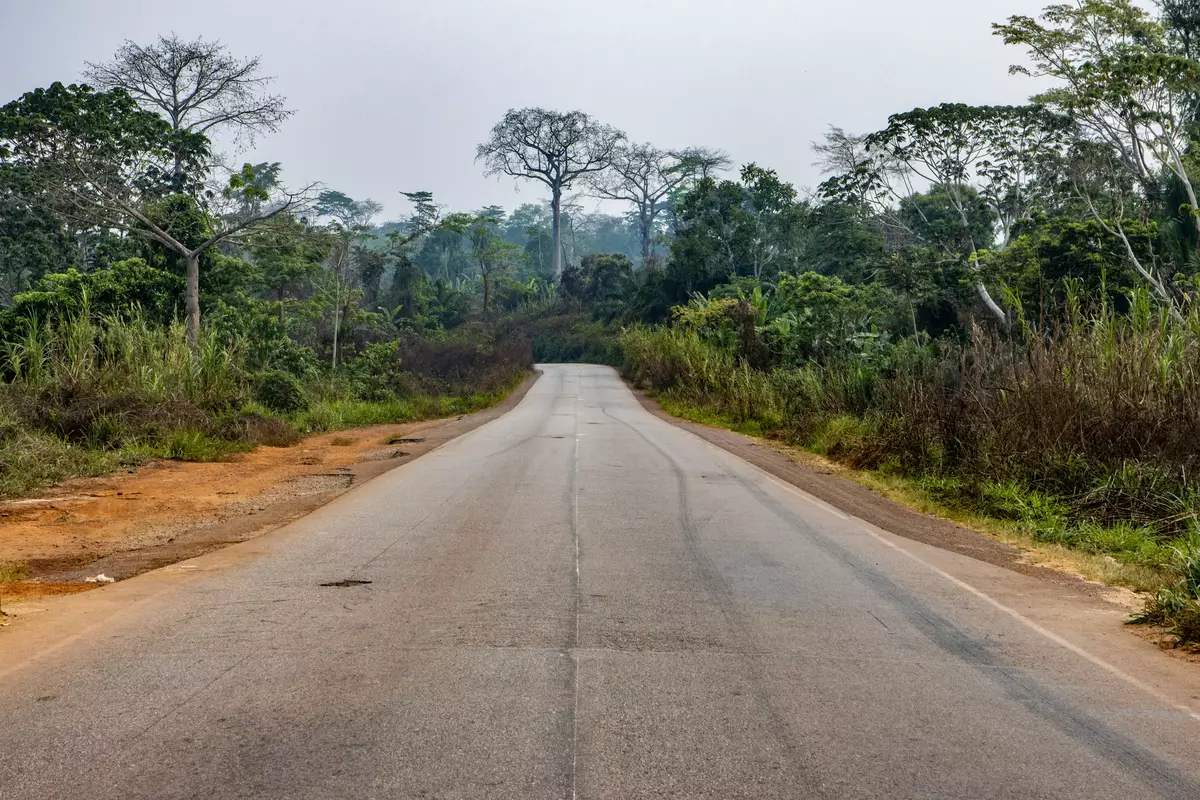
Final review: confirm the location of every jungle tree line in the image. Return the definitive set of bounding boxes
[9,0,1200,357]
[550,0,1200,342]
[0,34,734,345]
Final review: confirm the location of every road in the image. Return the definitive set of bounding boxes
[2,364,1199,799]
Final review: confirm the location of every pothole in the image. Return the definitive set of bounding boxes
[387,436,426,445]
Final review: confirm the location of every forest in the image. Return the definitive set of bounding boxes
[2,0,1200,640]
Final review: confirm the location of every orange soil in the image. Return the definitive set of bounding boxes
[0,419,441,596]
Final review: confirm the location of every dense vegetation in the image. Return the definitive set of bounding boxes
[3,1,1200,641]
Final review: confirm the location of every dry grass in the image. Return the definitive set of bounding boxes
[0,560,29,584]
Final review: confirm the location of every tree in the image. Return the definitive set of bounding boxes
[1066,139,1179,308]
[0,171,77,300]
[813,126,871,177]
[387,191,444,253]
[665,171,793,297]
[590,144,729,264]
[249,216,326,322]
[477,108,624,277]
[313,190,383,370]
[315,190,384,230]
[0,83,313,345]
[739,164,803,280]
[1162,0,1200,61]
[997,0,1200,309]
[676,147,733,181]
[84,35,292,183]
[465,210,522,317]
[997,0,1200,216]
[820,104,1071,324]
[561,252,634,320]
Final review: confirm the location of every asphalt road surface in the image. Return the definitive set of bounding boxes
[2,364,1200,799]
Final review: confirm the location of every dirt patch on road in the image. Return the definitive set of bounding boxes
[0,374,537,603]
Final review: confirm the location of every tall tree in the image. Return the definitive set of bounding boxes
[466,210,522,318]
[997,0,1200,310]
[314,190,383,370]
[590,144,729,265]
[821,104,1071,325]
[996,0,1200,215]
[477,108,624,277]
[0,82,312,344]
[84,35,292,183]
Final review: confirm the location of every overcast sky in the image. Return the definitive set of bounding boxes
[1,0,1056,220]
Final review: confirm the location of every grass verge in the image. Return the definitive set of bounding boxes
[0,374,530,502]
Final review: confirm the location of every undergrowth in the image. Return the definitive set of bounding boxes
[0,306,529,501]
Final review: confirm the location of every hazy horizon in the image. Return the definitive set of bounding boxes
[2,0,1056,220]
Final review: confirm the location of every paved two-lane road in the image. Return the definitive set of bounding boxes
[2,365,1199,798]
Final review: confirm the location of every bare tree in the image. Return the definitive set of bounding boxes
[85,34,292,181]
[590,144,729,264]
[477,108,624,276]
[812,126,870,176]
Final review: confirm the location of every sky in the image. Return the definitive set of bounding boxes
[0,0,1058,221]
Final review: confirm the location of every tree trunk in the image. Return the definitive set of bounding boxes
[185,251,201,347]
[1170,149,1200,242]
[970,244,1006,326]
[640,206,652,265]
[482,272,491,319]
[331,306,340,371]
[551,186,563,278]
[953,196,1006,327]
[975,279,1007,326]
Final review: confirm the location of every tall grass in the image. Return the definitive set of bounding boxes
[4,308,244,408]
[622,326,784,427]
[0,304,531,499]
[875,287,1200,526]
[0,309,254,495]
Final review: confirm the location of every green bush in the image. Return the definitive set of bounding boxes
[2,258,184,331]
[347,341,403,401]
[255,370,310,413]
[504,308,622,365]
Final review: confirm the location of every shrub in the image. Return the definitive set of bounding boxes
[346,341,404,402]
[2,258,184,331]
[255,370,309,414]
